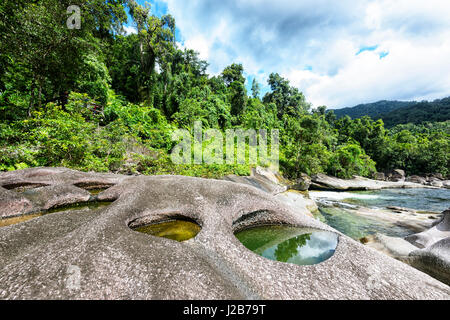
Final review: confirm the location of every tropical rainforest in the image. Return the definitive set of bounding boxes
[1,1,449,179]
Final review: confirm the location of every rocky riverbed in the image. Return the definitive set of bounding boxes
[226,168,450,286]
[0,167,449,299]
[308,188,450,285]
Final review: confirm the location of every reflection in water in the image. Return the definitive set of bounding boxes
[275,233,311,262]
[132,220,201,242]
[235,226,338,266]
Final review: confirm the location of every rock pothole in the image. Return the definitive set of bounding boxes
[235,225,339,266]
[0,201,112,228]
[130,216,202,242]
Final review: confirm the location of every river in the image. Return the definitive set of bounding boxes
[309,188,450,240]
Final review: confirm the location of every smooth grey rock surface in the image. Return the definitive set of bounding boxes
[365,208,450,286]
[0,187,33,218]
[405,209,450,249]
[429,180,444,188]
[21,185,92,211]
[223,167,287,195]
[0,167,127,190]
[274,191,317,218]
[409,238,450,286]
[0,168,120,218]
[366,234,418,258]
[0,168,449,299]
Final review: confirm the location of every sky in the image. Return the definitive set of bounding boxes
[126,0,450,109]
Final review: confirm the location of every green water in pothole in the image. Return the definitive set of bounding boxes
[133,220,201,242]
[0,201,112,228]
[235,226,338,266]
[0,213,44,228]
[46,201,111,214]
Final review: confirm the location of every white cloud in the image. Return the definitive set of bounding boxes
[184,35,210,60]
[123,25,137,35]
[289,33,450,108]
[163,0,450,108]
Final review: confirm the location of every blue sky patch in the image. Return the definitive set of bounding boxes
[356,45,379,55]
[379,51,389,59]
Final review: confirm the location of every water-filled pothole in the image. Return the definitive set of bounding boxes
[88,188,109,196]
[0,201,112,228]
[0,213,44,228]
[132,219,201,242]
[235,225,338,266]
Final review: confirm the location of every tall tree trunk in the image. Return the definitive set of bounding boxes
[28,78,36,117]
[139,41,144,68]
[37,81,43,109]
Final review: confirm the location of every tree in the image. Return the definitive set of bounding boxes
[242,99,278,129]
[0,0,127,117]
[221,63,247,118]
[327,143,376,179]
[263,73,309,118]
[251,78,260,99]
[128,0,176,103]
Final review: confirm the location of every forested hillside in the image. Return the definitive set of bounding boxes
[382,97,450,127]
[1,1,449,178]
[333,97,450,127]
[333,100,415,120]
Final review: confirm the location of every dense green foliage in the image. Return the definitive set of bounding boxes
[1,1,449,179]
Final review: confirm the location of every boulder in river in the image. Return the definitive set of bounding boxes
[443,181,450,189]
[406,175,427,185]
[0,168,449,299]
[373,172,386,181]
[406,206,450,286]
[405,209,450,249]
[428,180,444,188]
[409,237,450,286]
[427,173,444,181]
[290,173,311,191]
[274,190,317,218]
[387,169,406,182]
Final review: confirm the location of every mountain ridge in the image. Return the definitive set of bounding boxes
[331,96,450,127]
